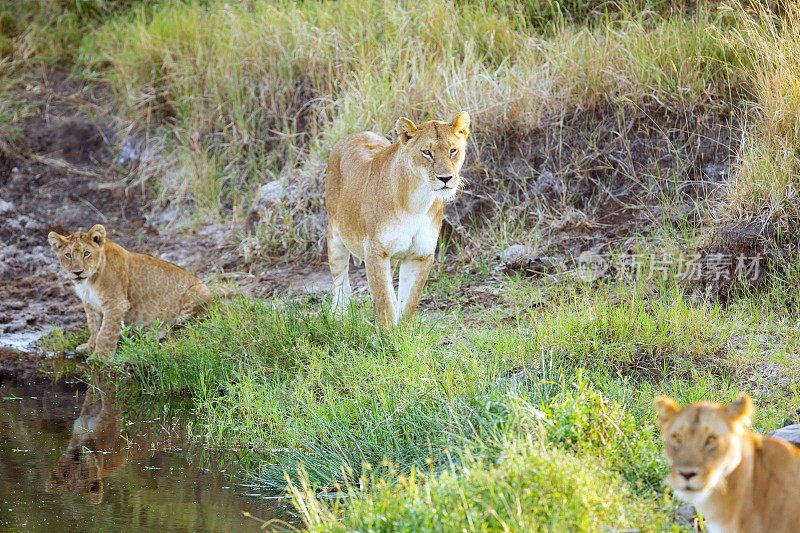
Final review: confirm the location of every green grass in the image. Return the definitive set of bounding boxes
[290,438,665,532]
[97,258,800,530]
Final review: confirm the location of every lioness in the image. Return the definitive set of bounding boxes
[325,112,470,328]
[46,383,180,504]
[655,394,800,532]
[48,224,213,357]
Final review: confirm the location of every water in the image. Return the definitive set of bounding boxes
[0,372,295,532]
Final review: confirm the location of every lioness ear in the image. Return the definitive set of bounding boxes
[395,117,418,144]
[451,111,470,138]
[725,393,753,427]
[48,232,68,252]
[654,395,680,431]
[87,224,106,246]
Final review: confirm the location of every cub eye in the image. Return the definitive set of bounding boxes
[450,147,458,157]
[84,251,90,257]
[670,433,681,444]
[705,435,717,447]
[421,149,432,158]
[65,253,72,259]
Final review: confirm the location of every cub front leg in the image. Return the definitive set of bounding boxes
[93,299,131,358]
[365,242,396,330]
[76,303,102,354]
[397,254,434,323]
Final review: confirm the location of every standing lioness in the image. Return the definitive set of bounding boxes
[48,224,213,357]
[325,112,470,328]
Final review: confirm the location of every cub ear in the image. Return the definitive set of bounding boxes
[395,117,418,144]
[654,395,680,431]
[87,224,106,246]
[725,393,753,427]
[450,111,470,138]
[48,231,68,253]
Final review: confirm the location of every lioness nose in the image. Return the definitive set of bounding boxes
[436,175,453,185]
[72,270,84,276]
[679,469,698,481]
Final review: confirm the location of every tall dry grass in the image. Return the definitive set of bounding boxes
[82,0,743,250]
[714,2,800,226]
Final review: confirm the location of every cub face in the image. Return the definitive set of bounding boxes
[48,224,106,281]
[46,446,104,504]
[395,111,470,200]
[655,394,753,503]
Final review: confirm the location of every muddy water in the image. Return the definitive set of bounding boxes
[0,372,294,532]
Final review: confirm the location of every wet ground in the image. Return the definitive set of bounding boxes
[0,370,295,532]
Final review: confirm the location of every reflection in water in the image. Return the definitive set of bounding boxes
[45,381,180,504]
[0,372,295,532]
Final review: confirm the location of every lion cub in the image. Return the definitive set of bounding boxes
[656,394,800,532]
[48,224,213,357]
[325,112,470,328]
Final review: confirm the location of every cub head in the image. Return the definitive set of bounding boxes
[655,394,753,503]
[46,446,104,504]
[47,224,106,281]
[395,111,470,200]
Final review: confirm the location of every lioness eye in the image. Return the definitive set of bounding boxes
[706,435,717,446]
[65,253,72,259]
[450,147,458,157]
[84,251,90,257]
[422,149,432,157]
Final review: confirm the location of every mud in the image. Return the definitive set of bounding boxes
[0,89,149,349]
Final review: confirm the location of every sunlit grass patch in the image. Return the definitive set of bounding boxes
[290,433,667,532]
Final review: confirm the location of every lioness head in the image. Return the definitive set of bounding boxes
[46,446,104,504]
[395,111,470,200]
[655,394,753,503]
[48,224,106,281]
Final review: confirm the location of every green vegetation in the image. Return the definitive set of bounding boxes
[291,439,662,531]
[6,0,800,530]
[103,267,800,529]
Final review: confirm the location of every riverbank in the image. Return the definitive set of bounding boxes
[4,1,800,530]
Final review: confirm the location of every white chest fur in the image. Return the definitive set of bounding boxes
[73,280,103,311]
[379,213,439,259]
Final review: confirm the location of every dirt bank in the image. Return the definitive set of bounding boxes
[0,73,747,354]
[0,73,237,351]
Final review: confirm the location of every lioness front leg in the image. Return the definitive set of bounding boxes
[76,303,102,354]
[397,254,434,324]
[365,243,396,330]
[93,300,130,358]
[328,230,352,313]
